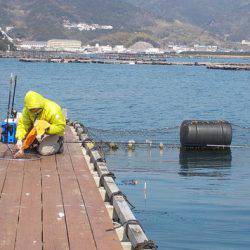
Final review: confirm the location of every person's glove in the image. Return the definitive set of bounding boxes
[36,134,44,143]
[15,140,23,150]
[34,120,51,136]
[14,149,25,159]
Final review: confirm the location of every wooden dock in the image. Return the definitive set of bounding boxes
[0,126,123,250]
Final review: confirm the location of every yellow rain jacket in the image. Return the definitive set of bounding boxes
[16,91,66,140]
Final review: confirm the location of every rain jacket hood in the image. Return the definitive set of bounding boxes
[24,91,45,110]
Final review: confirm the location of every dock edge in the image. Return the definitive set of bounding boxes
[67,120,157,250]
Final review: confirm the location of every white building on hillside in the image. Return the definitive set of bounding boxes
[145,47,162,54]
[194,44,218,52]
[17,41,47,50]
[113,45,126,53]
[172,45,190,53]
[101,45,113,53]
[242,40,250,46]
[47,39,82,51]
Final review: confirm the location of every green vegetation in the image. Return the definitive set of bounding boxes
[0,0,249,46]
[128,0,250,42]
[146,20,224,46]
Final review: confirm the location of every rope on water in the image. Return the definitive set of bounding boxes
[231,123,250,130]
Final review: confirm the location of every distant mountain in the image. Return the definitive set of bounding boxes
[127,0,250,42]
[0,0,154,41]
[0,0,249,47]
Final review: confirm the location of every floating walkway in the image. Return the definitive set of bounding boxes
[206,63,250,71]
[0,124,156,249]
[19,57,250,71]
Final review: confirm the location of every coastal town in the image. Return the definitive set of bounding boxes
[0,38,246,71]
[0,25,249,55]
[14,38,250,54]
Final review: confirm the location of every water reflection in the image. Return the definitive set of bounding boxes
[179,148,232,177]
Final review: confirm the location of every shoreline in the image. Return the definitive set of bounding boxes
[1,50,250,60]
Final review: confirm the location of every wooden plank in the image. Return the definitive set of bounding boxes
[56,146,96,250]
[0,125,126,250]
[66,130,122,250]
[0,141,8,155]
[15,160,42,250]
[0,160,24,250]
[41,155,69,250]
[0,160,9,197]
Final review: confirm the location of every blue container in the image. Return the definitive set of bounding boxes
[1,121,17,143]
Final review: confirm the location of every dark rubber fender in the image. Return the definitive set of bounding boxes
[180,120,232,147]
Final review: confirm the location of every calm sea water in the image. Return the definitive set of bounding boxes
[0,58,250,249]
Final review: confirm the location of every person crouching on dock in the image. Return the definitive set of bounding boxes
[14,91,66,158]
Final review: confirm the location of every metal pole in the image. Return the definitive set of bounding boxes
[6,74,13,142]
[7,74,13,120]
[11,75,17,117]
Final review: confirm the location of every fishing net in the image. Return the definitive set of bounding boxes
[86,124,250,148]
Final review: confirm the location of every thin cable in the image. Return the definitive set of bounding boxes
[64,140,250,149]
[86,125,180,133]
[231,123,250,130]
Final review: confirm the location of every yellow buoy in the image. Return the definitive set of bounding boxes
[128,140,135,150]
[159,142,164,150]
[109,142,118,150]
